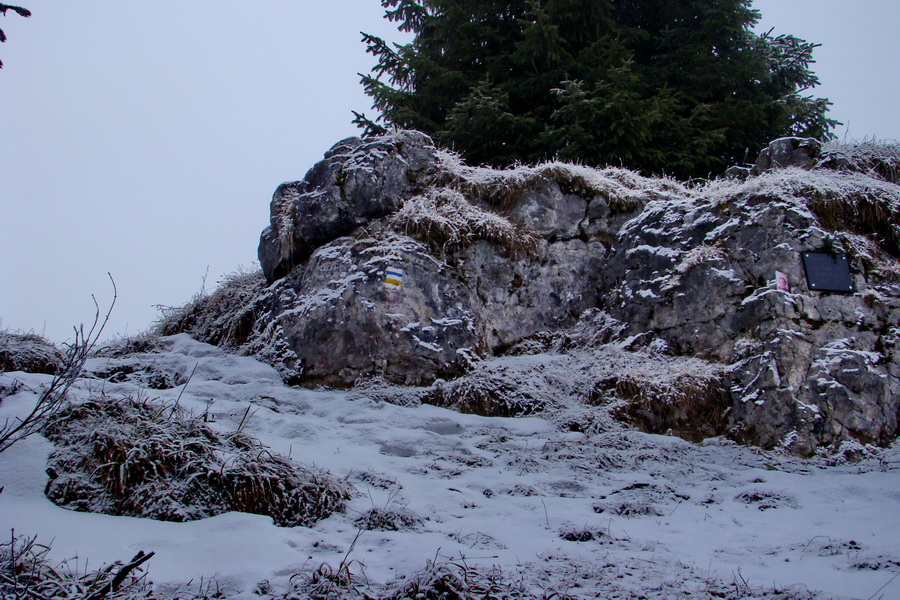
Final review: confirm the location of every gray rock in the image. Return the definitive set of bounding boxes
[751,137,822,175]
[509,181,587,241]
[255,233,480,386]
[723,165,751,180]
[258,131,439,282]
[245,229,610,386]
[601,177,900,453]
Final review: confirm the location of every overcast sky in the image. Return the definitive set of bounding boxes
[2,1,898,344]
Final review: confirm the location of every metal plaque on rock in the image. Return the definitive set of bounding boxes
[801,252,855,293]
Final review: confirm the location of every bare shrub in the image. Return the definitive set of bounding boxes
[43,397,350,527]
[1,276,117,454]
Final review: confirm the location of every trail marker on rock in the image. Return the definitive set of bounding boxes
[801,252,855,293]
[384,267,404,290]
[775,271,790,292]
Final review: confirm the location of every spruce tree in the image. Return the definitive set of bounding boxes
[357,0,837,178]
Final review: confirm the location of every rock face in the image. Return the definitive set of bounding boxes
[170,131,900,455]
[602,170,900,453]
[243,132,677,387]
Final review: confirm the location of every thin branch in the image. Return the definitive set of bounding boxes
[83,551,155,600]
[0,274,117,453]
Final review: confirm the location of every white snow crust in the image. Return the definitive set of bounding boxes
[1,334,899,599]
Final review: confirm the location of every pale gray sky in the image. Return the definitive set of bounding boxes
[1,1,898,343]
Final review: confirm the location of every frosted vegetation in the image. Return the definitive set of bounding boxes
[701,166,900,256]
[389,187,538,254]
[43,397,349,527]
[434,148,689,211]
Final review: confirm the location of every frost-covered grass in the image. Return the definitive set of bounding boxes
[43,397,350,527]
[820,139,900,184]
[389,187,538,254]
[155,268,266,347]
[0,534,160,600]
[421,354,572,418]
[701,167,900,255]
[0,330,64,375]
[435,148,688,211]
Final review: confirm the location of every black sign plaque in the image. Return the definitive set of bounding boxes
[801,252,855,293]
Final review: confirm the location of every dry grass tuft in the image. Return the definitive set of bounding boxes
[154,268,266,348]
[43,398,350,527]
[421,361,565,418]
[675,244,728,274]
[0,330,65,375]
[434,149,687,212]
[389,188,538,254]
[819,139,900,184]
[584,348,729,442]
[354,506,422,531]
[93,334,163,359]
[384,559,528,600]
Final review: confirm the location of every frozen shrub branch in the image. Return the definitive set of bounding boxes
[0,274,117,454]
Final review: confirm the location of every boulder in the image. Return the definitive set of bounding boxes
[258,131,439,282]
[751,137,821,175]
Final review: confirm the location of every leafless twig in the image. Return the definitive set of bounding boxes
[0,274,117,453]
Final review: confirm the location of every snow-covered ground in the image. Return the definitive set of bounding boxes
[1,334,899,599]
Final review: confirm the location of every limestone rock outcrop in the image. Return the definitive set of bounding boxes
[601,170,900,453]
[243,132,677,386]
[166,131,900,455]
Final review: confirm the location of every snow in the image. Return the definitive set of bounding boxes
[1,335,899,599]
